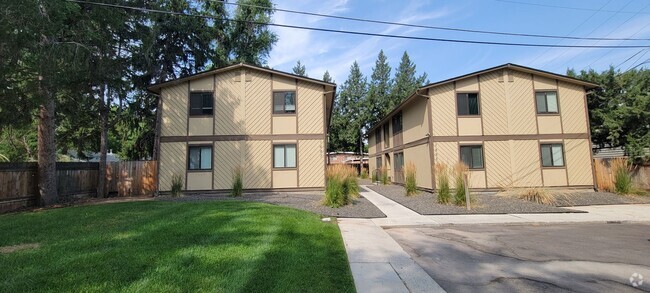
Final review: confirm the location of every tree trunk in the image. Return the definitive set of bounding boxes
[97,84,109,198]
[37,86,58,206]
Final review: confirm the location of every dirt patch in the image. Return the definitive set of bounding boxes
[0,243,40,254]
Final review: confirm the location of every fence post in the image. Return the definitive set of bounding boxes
[464,172,470,211]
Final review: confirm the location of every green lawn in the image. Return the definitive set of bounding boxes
[0,201,355,292]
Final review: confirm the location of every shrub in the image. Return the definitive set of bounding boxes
[230,167,243,197]
[380,167,389,185]
[435,163,451,204]
[324,165,359,208]
[360,169,369,179]
[404,161,417,196]
[371,169,378,182]
[518,188,555,205]
[612,158,633,194]
[453,163,469,206]
[170,174,183,197]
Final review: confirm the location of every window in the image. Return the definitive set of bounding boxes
[189,92,213,116]
[376,157,382,169]
[394,152,404,171]
[188,145,212,170]
[460,145,484,169]
[536,91,559,114]
[457,93,480,115]
[540,144,564,167]
[383,124,390,147]
[392,112,403,134]
[273,144,296,168]
[273,91,296,114]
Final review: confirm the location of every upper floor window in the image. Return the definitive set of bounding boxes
[392,112,403,134]
[460,145,484,169]
[189,92,213,116]
[375,128,381,144]
[273,91,296,114]
[540,143,564,167]
[383,124,390,148]
[188,145,212,170]
[457,93,480,116]
[273,144,296,168]
[536,91,559,114]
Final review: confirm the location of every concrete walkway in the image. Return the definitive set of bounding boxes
[338,185,650,292]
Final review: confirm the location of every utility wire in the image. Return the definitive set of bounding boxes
[67,0,650,49]
[220,0,650,41]
[495,0,650,15]
[615,49,647,69]
[626,51,650,71]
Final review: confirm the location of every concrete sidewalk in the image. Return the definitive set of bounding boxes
[338,186,650,292]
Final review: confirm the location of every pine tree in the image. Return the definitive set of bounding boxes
[391,51,427,109]
[329,62,367,152]
[323,70,333,83]
[365,50,393,129]
[292,60,307,76]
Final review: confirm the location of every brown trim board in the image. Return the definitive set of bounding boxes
[431,133,588,142]
[161,134,324,143]
[374,137,430,156]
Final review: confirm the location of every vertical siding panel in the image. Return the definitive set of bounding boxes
[213,141,242,189]
[485,140,512,188]
[507,71,536,135]
[429,84,457,136]
[244,140,271,188]
[559,81,588,134]
[565,139,593,185]
[161,83,188,136]
[297,82,324,134]
[215,71,244,135]
[481,71,508,135]
[299,140,324,187]
[245,70,272,135]
[433,141,459,188]
[510,140,543,187]
[159,142,186,191]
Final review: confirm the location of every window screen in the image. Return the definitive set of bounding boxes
[460,145,484,169]
[273,144,297,168]
[189,92,213,116]
[536,92,558,114]
[273,91,296,114]
[457,93,480,115]
[188,145,212,170]
[541,144,564,167]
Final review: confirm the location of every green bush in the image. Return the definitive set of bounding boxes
[454,163,469,206]
[435,164,451,204]
[360,169,369,179]
[614,166,633,194]
[170,174,183,197]
[324,165,358,208]
[404,162,417,196]
[371,170,378,182]
[230,167,243,197]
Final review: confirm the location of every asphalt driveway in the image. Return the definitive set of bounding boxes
[386,223,650,292]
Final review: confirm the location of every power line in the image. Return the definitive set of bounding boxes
[495,0,650,15]
[626,51,650,71]
[220,0,650,41]
[67,0,650,49]
[615,49,647,69]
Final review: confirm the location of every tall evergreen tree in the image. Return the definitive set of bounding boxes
[223,0,277,66]
[292,60,307,76]
[323,70,333,83]
[329,61,367,152]
[365,50,393,129]
[391,51,427,109]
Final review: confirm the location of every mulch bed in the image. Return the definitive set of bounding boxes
[365,184,581,215]
[158,192,387,218]
[551,191,650,207]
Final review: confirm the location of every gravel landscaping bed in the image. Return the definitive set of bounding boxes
[365,184,580,215]
[552,191,650,207]
[158,192,386,218]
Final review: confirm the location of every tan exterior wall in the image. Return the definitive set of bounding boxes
[456,76,479,92]
[190,75,214,92]
[403,144,432,189]
[484,140,512,188]
[542,169,568,186]
[507,70,537,135]
[187,172,212,190]
[244,140,272,189]
[246,70,272,135]
[215,70,244,135]
[213,140,242,189]
[537,116,562,134]
[429,84,456,136]
[273,170,297,188]
[458,117,482,136]
[402,97,429,143]
[559,81,588,134]
[298,81,324,134]
[368,132,376,155]
[565,138,593,185]
[188,117,213,136]
[433,141,459,188]
[511,140,543,187]
[161,83,188,137]
[299,140,325,187]
[272,116,297,134]
[159,142,186,191]
[481,71,508,135]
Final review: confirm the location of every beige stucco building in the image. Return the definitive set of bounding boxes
[368,64,598,190]
[148,63,335,193]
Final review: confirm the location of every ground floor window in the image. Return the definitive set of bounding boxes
[394,152,404,172]
[188,145,212,170]
[273,144,296,168]
[460,145,484,169]
[541,143,564,167]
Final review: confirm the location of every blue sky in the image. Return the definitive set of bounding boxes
[265,0,650,84]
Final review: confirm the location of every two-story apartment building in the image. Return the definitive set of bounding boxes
[148,63,335,193]
[368,63,598,190]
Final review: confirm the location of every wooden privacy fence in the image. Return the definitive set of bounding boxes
[593,158,650,191]
[0,161,157,213]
